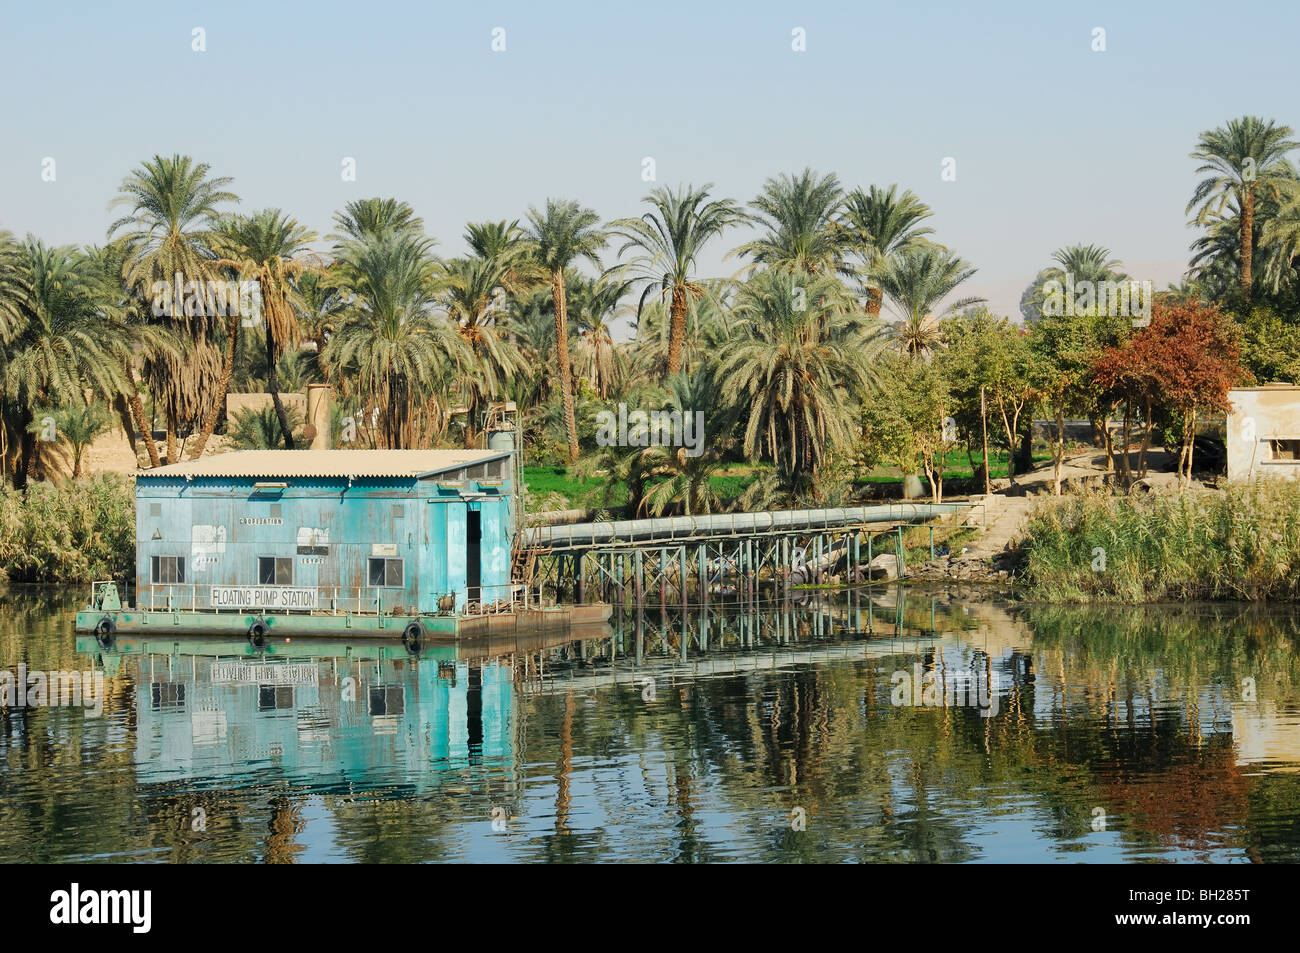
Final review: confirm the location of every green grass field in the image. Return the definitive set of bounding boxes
[524,451,1052,510]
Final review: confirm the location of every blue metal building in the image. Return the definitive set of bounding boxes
[134,450,515,616]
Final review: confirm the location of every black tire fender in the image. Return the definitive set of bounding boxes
[402,619,425,652]
[248,617,270,646]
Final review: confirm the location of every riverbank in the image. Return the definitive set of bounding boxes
[1015,480,1300,602]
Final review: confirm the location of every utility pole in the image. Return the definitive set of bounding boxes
[980,386,991,496]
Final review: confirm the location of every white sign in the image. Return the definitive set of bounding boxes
[371,543,397,557]
[210,661,319,684]
[210,586,318,609]
[191,524,227,555]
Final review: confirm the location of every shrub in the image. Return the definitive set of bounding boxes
[0,475,135,582]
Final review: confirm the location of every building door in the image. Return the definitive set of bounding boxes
[466,508,481,603]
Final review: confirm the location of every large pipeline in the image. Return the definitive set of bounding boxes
[524,502,971,550]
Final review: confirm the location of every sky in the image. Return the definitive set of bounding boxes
[3,0,1299,332]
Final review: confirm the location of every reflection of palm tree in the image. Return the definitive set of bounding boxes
[262,795,305,864]
[555,694,574,836]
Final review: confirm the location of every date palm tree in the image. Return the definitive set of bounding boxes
[1020,243,1129,324]
[440,254,527,444]
[628,282,733,383]
[1187,116,1299,290]
[324,231,467,448]
[718,271,884,493]
[569,274,630,400]
[330,197,424,247]
[734,169,845,276]
[0,239,132,487]
[525,199,606,462]
[608,183,745,376]
[294,266,348,380]
[207,209,319,453]
[84,240,184,469]
[877,246,984,359]
[107,154,238,462]
[840,185,935,317]
[639,370,731,516]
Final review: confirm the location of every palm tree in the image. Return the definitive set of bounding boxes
[503,284,560,410]
[525,199,607,462]
[569,274,630,399]
[84,241,181,469]
[639,370,731,516]
[208,209,318,453]
[227,403,305,450]
[107,154,238,462]
[734,169,845,276]
[330,197,424,247]
[877,246,984,358]
[718,271,884,493]
[440,253,525,444]
[1187,116,1299,290]
[839,185,935,317]
[324,231,466,448]
[608,183,745,376]
[628,283,732,382]
[0,239,132,488]
[1257,180,1300,293]
[294,266,348,380]
[36,404,113,478]
[1020,243,1128,324]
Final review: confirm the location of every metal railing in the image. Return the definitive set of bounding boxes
[133,581,541,617]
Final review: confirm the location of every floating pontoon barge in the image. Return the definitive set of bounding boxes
[76,448,610,645]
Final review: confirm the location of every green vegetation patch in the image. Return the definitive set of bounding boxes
[0,475,136,583]
[1018,481,1300,602]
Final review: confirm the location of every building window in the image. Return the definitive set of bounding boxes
[151,555,185,584]
[258,556,293,586]
[368,557,403,588]
[1269,439,1300,462]
[150,681,186,712]
[258,685,295,711]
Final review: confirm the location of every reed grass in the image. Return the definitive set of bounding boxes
[0,475,135,583]
[1018,480,1300,602]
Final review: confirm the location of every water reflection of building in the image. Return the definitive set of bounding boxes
[1232,704,1300,773]
[132,656,515,787]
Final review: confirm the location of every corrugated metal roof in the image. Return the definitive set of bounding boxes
[140,449,510,479]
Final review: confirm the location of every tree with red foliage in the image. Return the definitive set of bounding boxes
[1091,301,1243,482]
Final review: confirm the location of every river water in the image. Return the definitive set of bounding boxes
[1,586,1298,863]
